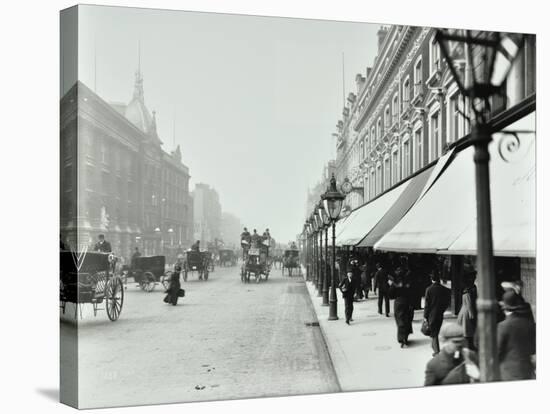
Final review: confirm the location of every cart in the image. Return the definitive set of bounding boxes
[218,249,237,267]
[282,249,301,276]
[124,255,171,292]
[60,251,124,321]
[241,246,270,283]
[183,250,210,281]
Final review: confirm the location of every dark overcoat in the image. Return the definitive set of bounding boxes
[497,306,536,381]
[424,282,452,337]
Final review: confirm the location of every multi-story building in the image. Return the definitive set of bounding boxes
[191,183,222,245]
[221,212,242,249]
[330,25,536,307]
[60,67,193,260]
[305,160,336,220]
[335,26,535,208]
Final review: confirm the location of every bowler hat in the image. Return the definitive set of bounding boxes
[499,290,525,311]
[440,322,464,340]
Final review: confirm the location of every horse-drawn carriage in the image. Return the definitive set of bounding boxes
[122,255,171,292]
[241,246,270,283]
[218,249,237,267]
[282,249,301,276]
[60,251,124,321]
[183,250,210,281]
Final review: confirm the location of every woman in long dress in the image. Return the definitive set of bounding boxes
[388,267,414,348]
[164,265,185,306]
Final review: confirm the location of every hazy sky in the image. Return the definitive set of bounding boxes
[76,5,380,243]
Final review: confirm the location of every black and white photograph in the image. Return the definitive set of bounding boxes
[2,1,547,413]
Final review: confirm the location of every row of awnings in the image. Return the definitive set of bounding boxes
[332,111,535,258]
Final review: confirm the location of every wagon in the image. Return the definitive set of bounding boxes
[282,249,301,276]
[218,249,237,267]
[183,250,210,281]
[124,255,171,292]
[60,251,124,321]
[241,246,270,283]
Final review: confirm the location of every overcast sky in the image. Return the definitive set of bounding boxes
[76,5,380,243]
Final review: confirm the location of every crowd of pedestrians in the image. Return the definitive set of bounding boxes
[330,249,536,385]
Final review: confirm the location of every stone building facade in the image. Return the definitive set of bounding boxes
[191,183,222,245]
[60,69,193,260]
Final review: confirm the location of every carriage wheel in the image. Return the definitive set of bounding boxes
[105,278,124,321]
[246,271,251,283]
[143,272,156,292]
[161,271,172,290]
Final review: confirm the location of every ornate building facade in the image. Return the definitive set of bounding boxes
[335,26,535,210]
[60,68,193,260]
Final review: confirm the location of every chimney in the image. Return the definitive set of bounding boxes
[355,74,365,93]
[377,26,388,53]
[366,67,372,80]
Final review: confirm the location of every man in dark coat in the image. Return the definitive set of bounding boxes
[424,273,452,355]
[425,322,478,386]
[131,247,141,269]
[339,271,355,325]
[373,262,390,316]
[388,268,414,347]
[497,290,536,380]
[94,234,112,253]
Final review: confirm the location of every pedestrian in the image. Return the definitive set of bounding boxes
[424,322,479,386]
[359,262,371,300]
[94,234,112,253]
[163,265,185,306]
[388,267,414,348]
[349,257,362,301]
[497,290,536,380]
[339,270,355,325]
[500,280,535,322]
[457,270,478,350]
[423,272,452,355]
[373,262,390,317]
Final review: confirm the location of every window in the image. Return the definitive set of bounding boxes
[384,157,390,190]
[403,77,410,110]
[430,37,441,74]
[376,164,382,195]
[371,126,376,146]
[429,111,440,161]
[364,176,370,201]
[448,93,463,143]
[392,149,399,185]
[414,127,423,171]
[414,57,423,97]
[359,141,364,160]
[384,105,391,129]
[370,169,376,197]
[402,138,411,177]
[377,117,382,141]
[364,136,369,157]
[392,93,399,124]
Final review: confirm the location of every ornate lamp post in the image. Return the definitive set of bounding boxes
[435,29,524,382]
[306,219,313,282]
[310,213,319,292]
[322,174,345,320]
[318,199,331,306]
[313,209,323,297]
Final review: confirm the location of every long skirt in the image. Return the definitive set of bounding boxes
[394,297,413,343]
[164,275,183,306]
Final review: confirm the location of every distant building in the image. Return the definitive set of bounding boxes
[60,66,193,259]
[221,212,242,249]
[191,183,222,245]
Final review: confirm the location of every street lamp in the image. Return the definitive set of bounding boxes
[321,174,345,321]
[313,209,323,297]
[310,212,319,289]
[318,199,331,306]
[435,28,524,382]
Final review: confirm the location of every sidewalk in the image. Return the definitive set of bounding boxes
[305,277,456,391]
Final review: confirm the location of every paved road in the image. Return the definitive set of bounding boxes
[61,264,340,408]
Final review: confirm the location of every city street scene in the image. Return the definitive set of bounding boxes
[60,5,536,409]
